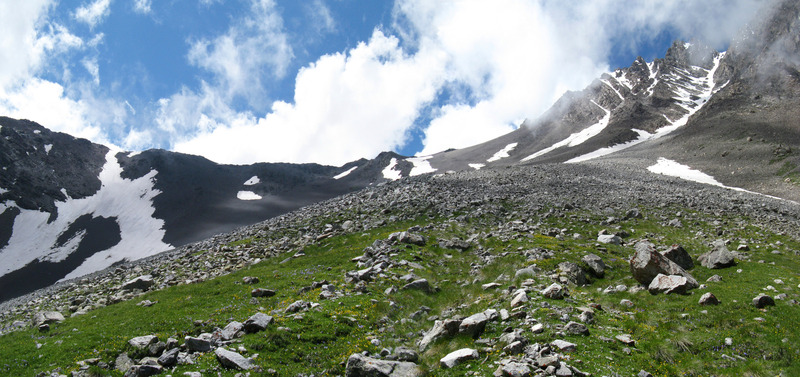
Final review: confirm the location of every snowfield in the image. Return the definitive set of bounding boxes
[407,156,437,177]
[0,150,172,281]
[382,158,402,181]
[243,176,260,186]
[237,191,263,200]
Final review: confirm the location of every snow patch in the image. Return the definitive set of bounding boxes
[523,102,611,162]
[601,79,624,101]
[243,176,260,186]
[127,151,142,158]
[0,187,7,195]
[237,191,262,200]
[566,129,653,163]
[0,150,172,281]
[33,129,41,134]
[44,144,53,154]
[334,166,357,180]
[407,156,437,177]
[382,158,402,181]
[647,158,723,186]
[468,163,485,170]
[487,143,518,162]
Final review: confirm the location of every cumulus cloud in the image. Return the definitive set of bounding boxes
[74,0,112,28]
[187,0,293,107]
[174,30,446,165]
[133,0,151,14]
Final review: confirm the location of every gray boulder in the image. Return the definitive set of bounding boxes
[220,321,244,340]
[564,321,589,335]
[243,312,273,333]
[128,335,158,350]
[440,348,479,369]
[698,292,720,306]
[541,283,566,299]
[494,362,532,377]
[251,288,276,297]
[418,318,462,351]
[389,231,426,246]
[401,279,433,293]
[123,365,162,377]
[122,275,154,291]
[597,234,622,245]
[32,311,65,327]
[581,254,605,278]
[184,335,212,352]
[630,241,697,286]
[661,244,693,270]
[752,294,775,308]
[459,309,498,337]
[698,240,736,269]
[647,274,697,295]
[157,348,179,367]
[558,262,587,286]
[215,348,254,370]
[115,353,135,373]
[345,353,422,377]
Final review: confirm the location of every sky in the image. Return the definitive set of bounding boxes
[0,0,770,166]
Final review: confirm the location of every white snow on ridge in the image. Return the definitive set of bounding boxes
[0,150,172,281]
[487,143,518,162]
[237,191,262,200]
[243,176,260,186]
[334,166,357,180]
[382,158,402,181]
[407,156,437,177]
[468,163,485,170]
[567,53,727,164]
[44,144,53,154]
[523,102,611,162]
[601,79,624,101]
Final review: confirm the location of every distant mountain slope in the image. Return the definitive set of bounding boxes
[0,119,402,302]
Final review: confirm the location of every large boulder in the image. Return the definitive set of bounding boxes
[661,245,693,270]
[128,335,158,350]
[32,311,65,327]
[582,254,606,278]
[698,240,736,269]
[418,318,462,351]
[122,275,155,291]
[243,312,273,333]
[215,348,254,370]
[647,274,697,295]
[345,353,422,377]
[459,309,498,338]
[558,262,587,286]
[630,241,697,286]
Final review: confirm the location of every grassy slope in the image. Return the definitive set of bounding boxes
[1,202,798,377]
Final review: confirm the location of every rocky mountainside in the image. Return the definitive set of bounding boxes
[0,161,798,376]
[0,117,408,302]
[423,0,800,202]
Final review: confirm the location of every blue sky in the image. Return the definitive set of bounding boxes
[0,0,768,165]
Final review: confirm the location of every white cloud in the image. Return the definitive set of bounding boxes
[174,30,446,165]
[82,58,100,85]
[307,0,336,34]
[133,0,151,14]
[74,0,112,28]
[188,0,293,107]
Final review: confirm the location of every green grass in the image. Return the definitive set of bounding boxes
[1,205,799,376]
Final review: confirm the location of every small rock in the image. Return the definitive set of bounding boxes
[494,362,532,377]
[345,353,422,377]
[440,348,479,369]
[615,334,636,346]
[706,275,723,282]
[698,292,720,306]
[531,323,544,334]
[123,365,162,377]
[395,346,419,362]
[157,348,180,367]
[564,321,589,335]
[638,371,653,377]
[220,321,244,340]
[551,339,576,352]
[459,309,498,338]
[482,282,502,290]
[510,290,529,308]
[242,276,260,284]
[251,288,276,298]
[620,299,634,307]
